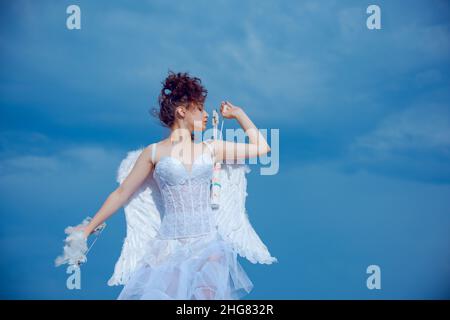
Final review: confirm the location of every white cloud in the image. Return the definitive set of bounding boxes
[346,102,450,183]
[351,103,450,154]
[0,147,127,223]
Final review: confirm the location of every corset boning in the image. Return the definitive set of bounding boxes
[153,153,216,239]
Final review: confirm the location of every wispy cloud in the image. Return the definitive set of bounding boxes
[346,102,450,183]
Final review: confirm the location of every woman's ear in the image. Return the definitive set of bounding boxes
[176,106,186,119]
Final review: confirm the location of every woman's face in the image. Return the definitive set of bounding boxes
[184,102,209,132]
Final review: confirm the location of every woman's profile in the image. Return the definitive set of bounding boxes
[56,70,277,300]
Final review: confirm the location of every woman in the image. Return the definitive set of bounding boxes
[78,71,275,299]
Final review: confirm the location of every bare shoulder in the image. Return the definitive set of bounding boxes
[209,139,225,148]
[144,139,167,163]
[138,145,152,162]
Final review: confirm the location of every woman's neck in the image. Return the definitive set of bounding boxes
[169,125,192,144]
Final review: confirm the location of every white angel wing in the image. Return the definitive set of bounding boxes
[107,147,163,286]
[214,163,278,265]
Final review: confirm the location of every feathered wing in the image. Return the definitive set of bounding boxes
[107,146,276,285]
[214,163,278,264]
[107,147,163,286]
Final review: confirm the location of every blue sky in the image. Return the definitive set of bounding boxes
[1,0,449,299]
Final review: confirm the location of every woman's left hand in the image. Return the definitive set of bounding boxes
[220,101,242,119]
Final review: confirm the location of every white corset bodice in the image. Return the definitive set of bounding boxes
[152,145,216,239]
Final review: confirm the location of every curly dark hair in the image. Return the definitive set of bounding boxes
[150,70,208,128]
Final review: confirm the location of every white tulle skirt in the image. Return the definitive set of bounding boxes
[117,230,254,300]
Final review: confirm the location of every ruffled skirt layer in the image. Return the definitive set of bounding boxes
[117,230,254,300]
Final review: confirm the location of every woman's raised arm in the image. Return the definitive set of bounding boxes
[82,145,154,238]
[213,101,271,162]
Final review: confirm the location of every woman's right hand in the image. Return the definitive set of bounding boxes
[82,228,91,239]
[72,224,91,239]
